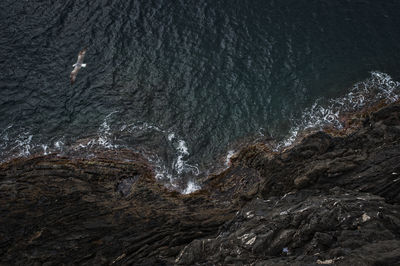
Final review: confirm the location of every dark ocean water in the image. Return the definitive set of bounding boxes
[1,0,400,191]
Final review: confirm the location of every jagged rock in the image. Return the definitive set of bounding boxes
[0,153,236,265]
[1,103,400,265]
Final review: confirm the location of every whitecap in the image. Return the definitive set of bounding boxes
[225,150,236,166]
[182,180,201,194]
[168,133,175,141]
[54,140,64,149]
[279,71,400,149]
[176,140,189,155]
[12,133,33,157]
[42,145,49,155]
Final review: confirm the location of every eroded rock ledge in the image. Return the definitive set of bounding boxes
[1,104,400,265]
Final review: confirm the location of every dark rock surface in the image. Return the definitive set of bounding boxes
[1,104,400,265]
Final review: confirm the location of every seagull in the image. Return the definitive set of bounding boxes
[70,48,87,84]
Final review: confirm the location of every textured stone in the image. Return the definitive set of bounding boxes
[1,103,400,265]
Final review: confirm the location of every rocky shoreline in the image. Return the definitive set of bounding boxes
[1,103,400,265]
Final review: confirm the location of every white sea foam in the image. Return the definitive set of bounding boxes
[1,72,399,196]
[172,139,199,176]
[168,133,175,141]
[61,112,201,192]
[182,180,201,194]
[71,111,120,151]
[125,121,164,134]
[15,134,33,157]
[278,72,400,149]
[225,150,236,166]
[160,130,200,179]
[54,140,65,151]
[41,145,49,155]
[144,132,201,192]
[176,140,189,155]
[95,111,119,149]
[151,155,176,185]
[1,130,34,158]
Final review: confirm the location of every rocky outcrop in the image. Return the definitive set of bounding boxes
[0,152,236,265]
[1,104,400,265]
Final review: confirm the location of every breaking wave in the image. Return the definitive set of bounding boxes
[278,72,400,149]
[1,72,399,194]
[0,111,201,194]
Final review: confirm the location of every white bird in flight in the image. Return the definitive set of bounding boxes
[70,48,87,85]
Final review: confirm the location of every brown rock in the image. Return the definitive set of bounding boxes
[1,102,400,265]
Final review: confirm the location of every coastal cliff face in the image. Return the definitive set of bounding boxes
[1,104,400,265]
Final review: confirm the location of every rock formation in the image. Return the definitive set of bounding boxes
[1,103,400,265]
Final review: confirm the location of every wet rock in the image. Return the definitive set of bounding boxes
[176,103,400,265]
[1,103,400,265]
[117,176,139,197]
[0,153,235,265]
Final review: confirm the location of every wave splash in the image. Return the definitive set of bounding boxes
[278,71,400,149]
[0,111,201,194]
[222,72,400,166]
[71,113,202,193]
[2,72,400,193]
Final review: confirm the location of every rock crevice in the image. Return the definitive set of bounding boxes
[1,104,400,265]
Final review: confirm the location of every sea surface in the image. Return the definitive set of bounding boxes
[1,0,400,192]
